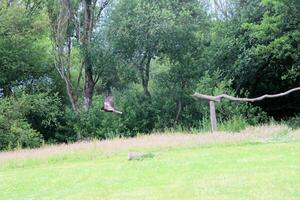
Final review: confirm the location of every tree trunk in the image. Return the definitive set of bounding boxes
[56,47,78,112]
[142,56,151,98]
[83,68,94,111]
[62,73,78,112]
[174,98,182,127]
[82,0,95,111]
[83,0,93,43]
[142,81,151,98]
[51,0,79,112]
[48,0,111,112]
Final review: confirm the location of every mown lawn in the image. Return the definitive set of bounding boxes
[1,128,300,200]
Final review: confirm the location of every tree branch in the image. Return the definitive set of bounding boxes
[94,73,101,85]
[192,87,300,102]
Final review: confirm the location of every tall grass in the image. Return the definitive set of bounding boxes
[219,116,248,132]
[285,115,300,130]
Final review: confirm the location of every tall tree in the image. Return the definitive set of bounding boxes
[47,0,111,111]
[0,1,50,97]
[206,0,300,117]
[107,0,207,98]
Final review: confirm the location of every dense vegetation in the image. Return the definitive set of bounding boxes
[0,0,299,150]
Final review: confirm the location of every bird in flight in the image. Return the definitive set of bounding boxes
[101,92,122,114]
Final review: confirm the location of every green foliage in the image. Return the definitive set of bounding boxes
[0,2,52,96]
[0,112,42,151]
[227,0,300,116]
[196,70,269,126]
[285,115,300,130]
[106,0,207,97]
[65,95,126,140]
[0,93,62,150]
[65,88,157,140]
[119,86,156,133]
[0,117,42,150]
[219,116,248,132]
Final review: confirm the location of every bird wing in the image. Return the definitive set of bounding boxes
[104,95,115,111]
[103,93,122,114]
[107,95,114,107]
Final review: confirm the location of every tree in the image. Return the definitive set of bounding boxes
[206,0,300,117]
[0,1,51,97]
[232,0,300,116]
[107,0,206,98]
[47,0,111,111]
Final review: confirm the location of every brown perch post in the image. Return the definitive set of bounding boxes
[209,101,217,132]
[192,87,300,133]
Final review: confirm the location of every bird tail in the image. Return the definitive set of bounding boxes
[114,110,123,114]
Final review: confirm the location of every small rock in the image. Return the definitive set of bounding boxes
[128,152,154,160]
[128,152,144,160]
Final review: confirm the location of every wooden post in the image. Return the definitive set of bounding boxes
[209,101,217,132]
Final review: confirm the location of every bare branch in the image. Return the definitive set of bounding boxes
[49,0,79,112]
[94,74,101,85]
[192,87,300,102]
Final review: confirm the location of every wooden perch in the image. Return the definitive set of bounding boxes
[192,87,300,132]
[192,87,300,103]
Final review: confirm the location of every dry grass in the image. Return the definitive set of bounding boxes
[0,124,299,163]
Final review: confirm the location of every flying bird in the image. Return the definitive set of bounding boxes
[101,92,122,114]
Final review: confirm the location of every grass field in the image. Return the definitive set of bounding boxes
[1,125,300,200]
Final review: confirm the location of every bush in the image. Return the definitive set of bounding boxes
[16,92,63,140]
[195,70,269,127]
[285,115,300,130]
[65,95,127,140]
[0,93,62,150]
[64,86,157,140]
[118,86,156,134]
[10,120,42,149]
[0,117,43,150]
[219,116,248,132]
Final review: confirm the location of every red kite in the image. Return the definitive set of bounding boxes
[101,93,122,114]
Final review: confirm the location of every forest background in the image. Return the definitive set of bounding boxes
[0,0,299,150]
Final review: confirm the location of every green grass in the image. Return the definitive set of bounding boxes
[1,133,300,199]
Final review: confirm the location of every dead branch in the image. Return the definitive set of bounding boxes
[192,87,300,103]
[192,86,300,133]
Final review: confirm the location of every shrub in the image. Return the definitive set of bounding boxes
[0,93,62,150]
[285,115,300,130]
[65,95,127,140]
[196,70,269,127]
[16,92,63,140]
[62,70,270,141]
[219,116,248,132]
[9,120,43,149]
[0,117,43,150]
[64,86,157,140]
